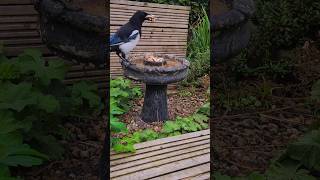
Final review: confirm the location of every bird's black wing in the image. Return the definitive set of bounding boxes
[116,23,140,42]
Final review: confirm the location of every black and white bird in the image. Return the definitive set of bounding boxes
[110,10,155,61]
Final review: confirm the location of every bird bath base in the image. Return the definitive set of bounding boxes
[141,84,168,122]
[121,53,189,123]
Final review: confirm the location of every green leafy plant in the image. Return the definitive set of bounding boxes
[110,77,142,148]
[186,7,210,82]
[0,48,104,179]
[113,103,210,153]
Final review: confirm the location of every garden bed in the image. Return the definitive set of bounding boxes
[213,41,320,177]
[121,83,208,133]
[15,116,106,180]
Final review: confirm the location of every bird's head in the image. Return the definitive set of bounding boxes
[130,11,156,26]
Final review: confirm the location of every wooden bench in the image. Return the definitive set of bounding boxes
[110,129,210,180]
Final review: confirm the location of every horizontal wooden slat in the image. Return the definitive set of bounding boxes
[111,129,209,156]
[111,148,209,178]
[151,163,210,180]
[111,129,210,180]
[0,5,36,15]
[110,0,190,11]
[110,4,190,14]
[113,154,209,180]
[0,30,39,38]
[0,16,38,23]
[0,23,38,31]
[111,144,209,172]
[0,0,32,5]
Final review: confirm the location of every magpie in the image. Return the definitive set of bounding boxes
[110,10,155,61]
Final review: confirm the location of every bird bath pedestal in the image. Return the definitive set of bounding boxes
[121,54,189,123]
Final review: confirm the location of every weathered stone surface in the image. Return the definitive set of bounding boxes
[211,0,255,62]
[34,0,108,66]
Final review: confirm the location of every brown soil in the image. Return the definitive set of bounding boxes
[213,40,320,176]
[16,116,107,180]
[121,83,208,133]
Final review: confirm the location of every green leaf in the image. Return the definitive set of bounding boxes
[162,121,181,134]
[0,111,25,134]
[71,81,101,109]
[0,61,20,80]
[0,82,37,112]
[37,94,60,113]
[311,80,320,101]
[286,130,320,171]
[17,49,67,85]
[213,172,232,180]
[0,139,48,167]
[266,162,316,180]
[32,135,63,160]
[113,143,135,153]
[140,129,159,141]
[110,117,127,133]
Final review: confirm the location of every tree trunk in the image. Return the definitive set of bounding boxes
[141,84,168,123]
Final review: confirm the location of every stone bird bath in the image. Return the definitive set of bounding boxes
[33,0,107,66]
[121,53,189,123]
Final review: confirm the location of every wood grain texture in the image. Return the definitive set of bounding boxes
[110,130,210,180]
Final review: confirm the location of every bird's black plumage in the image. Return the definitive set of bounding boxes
[110,10,152,60]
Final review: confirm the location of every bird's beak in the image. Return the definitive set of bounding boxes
[145,14,156,22]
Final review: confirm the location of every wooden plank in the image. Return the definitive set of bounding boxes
[110,129,209,156]
[0,5,36,15]
[111,148,209,178]
[111,138,210,165]
[112,154,209,180]
[111,15,188,22]
[183,173,211,180]
[111,21,188,29]
[0,16,38,23]
[110,4,190,15]
[111,144,209,172]
[151,163,210,180]
[0,23,38,31]
[65,69,107,78]
[1,38,42,45]
[135,129,209,149]
[110,134,209,160]
[3,45,51,56]
[0,31,39,38]
[0,0,32,5]
[111,18,188,25]
[110,0,190,11]
[110,27,189,33]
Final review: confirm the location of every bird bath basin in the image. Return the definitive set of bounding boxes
[121,53,189,123]
[34,0,107,66]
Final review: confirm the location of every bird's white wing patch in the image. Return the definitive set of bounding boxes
[119,30,140,57]
[129,30,139,39]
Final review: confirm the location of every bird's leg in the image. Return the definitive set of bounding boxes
[116,51,125,62]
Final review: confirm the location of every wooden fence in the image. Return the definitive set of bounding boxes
[0,0,190,90]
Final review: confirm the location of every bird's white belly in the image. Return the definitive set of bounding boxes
[119,34,140,55]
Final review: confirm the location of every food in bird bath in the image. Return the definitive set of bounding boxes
[129,53,182,68]
[144,53,166,66]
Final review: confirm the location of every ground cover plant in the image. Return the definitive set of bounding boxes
[0,46,104,179]
[112,102,209,153]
